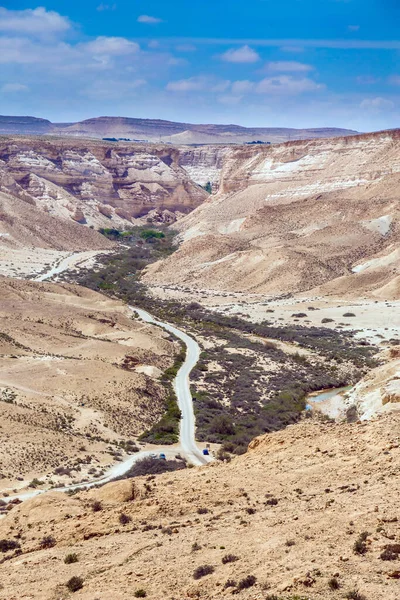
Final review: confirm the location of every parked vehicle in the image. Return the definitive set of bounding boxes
[202,449,209,456]
[159,453,166,460]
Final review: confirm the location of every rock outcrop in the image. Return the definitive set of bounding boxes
[144,129,400,299]
[0,138,208,231]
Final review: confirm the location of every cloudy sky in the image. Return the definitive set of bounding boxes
[0,1,399,131]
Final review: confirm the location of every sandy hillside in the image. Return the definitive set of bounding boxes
[0,277,177,492]
[144,130,400,299]
[0,413,399,600]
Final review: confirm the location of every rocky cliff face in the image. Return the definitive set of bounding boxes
[178,146,232,188]
[145,130,400,299]
[0,138,208,232]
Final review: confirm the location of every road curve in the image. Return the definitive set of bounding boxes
[132,307,209,467]
[3,258,209,505]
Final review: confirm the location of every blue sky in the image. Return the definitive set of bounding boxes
[0,1,399,130]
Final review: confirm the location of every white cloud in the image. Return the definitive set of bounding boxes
[264,61,314,73]
[0,7,70,36]
[168,57,188,66]
[137,15,163,24]
[357,75,380,84]
[81,78,146,99]
[220,45,260,63]
[280,45,304,53]
[84,36,139,56]
[1,83,29,93]
[231,80,254,94]
[256,75,325,95]
[97,3,117,11]
[388,75,400,86]
[166,76,230,92]
[175,44,197,52]
[360,97,395,110]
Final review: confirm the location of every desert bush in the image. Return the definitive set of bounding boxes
[224,579,237,589]
[343,313,356,317]
[119,513,132,525]
[115,457,185,480]
[222,554,239,564]
[345,590,366,600]
[193,565,215,579]
[380,548,398,561]
[237,575,257,589]
[91,500,103,512]
[192,542,201,552]
[0,539,20,553]
[197,507,209,514]
[134,590,147,598]
[328,576,340,590]
[64,553,79,564]
[66,576,84,592]
[265,497,279,506]
[40,535,56,549]
[353,532,369,555]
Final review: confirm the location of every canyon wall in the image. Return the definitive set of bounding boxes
[145,130,400,299]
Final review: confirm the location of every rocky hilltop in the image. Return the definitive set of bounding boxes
[145,129,400,299]
[0,115,359,144]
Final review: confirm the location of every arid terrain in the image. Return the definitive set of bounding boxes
[0,277,178,493]
[1,413,399,600]
[0,124,399,600]
[0,115,358,144]
[145,129,400,300]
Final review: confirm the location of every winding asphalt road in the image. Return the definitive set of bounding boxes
[3,253,210,505]
[133,307,208,466]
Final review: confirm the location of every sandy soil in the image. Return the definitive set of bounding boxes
[0,248,110,280]
[0,413,399,599]
[0,277,178,493]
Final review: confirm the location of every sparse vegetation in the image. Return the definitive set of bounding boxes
[64,553,79,564]
[0,539,20,553]
[134,590,147,598]
[66,576,84,592]
[222,553,239,564]
[328,576,340,590]
[237,574,257,589]
[40,535,56,549]
[91,500,103,512]
[345,590,366,600]
[114,456,186,480]
[119,513,132,525]
[193,564,215,579]
[353,531,369,555]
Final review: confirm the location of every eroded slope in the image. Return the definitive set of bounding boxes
[145,130,400,299]
[0,277,177,492]
[1,414,399,599]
